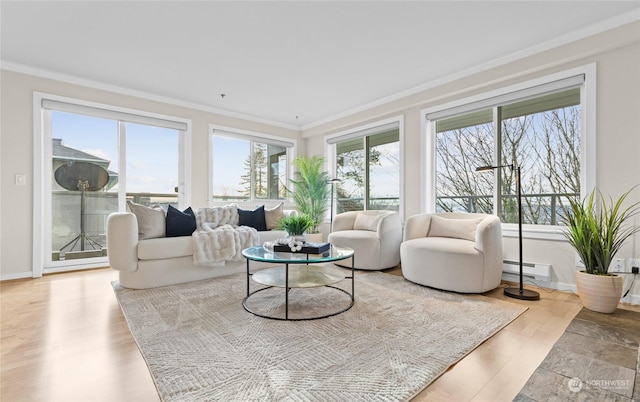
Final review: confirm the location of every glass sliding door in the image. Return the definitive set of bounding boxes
[125,122,180,207]
[39,95,189,273]
[51,111,119,262]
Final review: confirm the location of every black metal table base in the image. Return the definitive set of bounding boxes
[242,284,354,321]
[244,251,355,320]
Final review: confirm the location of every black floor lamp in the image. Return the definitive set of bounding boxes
[476,164,540,301]
[329,178,341,231]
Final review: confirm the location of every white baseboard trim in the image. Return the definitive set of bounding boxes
[502,273,576,293]
[0,271,34,281]
[503,274,640,305]
[43,263,106,275]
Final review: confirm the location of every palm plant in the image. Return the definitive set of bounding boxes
[287,156,330,233]
[563,186,640,275]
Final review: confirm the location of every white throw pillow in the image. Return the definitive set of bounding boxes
[427,215,482,241]
[264,202,284,230]
[127,200,166,240]
[353,213,382,232]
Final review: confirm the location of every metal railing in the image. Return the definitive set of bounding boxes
[336,197,400,213]
[51,191,180,260]
[436,192,578,225]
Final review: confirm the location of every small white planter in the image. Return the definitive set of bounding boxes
[575,270,623,313]
[305,233,324,243]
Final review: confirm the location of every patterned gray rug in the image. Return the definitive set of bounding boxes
[113,270,526,401]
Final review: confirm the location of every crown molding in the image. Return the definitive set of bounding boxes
[0,61,302,132]
[301,8,640,132]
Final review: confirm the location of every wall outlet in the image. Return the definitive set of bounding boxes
[610,258,625,272]
[630,258,640,271]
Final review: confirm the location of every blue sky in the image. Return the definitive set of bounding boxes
[211,136,249,197]
[53,111,178,193]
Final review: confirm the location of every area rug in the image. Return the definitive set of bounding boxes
[515,307,640,401]
[113,270,526,401]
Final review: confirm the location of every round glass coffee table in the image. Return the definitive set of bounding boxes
[242,245,355,320]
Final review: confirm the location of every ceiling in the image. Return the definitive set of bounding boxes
[2,1,639,129]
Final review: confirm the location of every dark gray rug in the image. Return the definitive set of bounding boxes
[515,307,640,401]
[113,270,526,402]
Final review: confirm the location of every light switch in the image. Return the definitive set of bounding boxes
[15,174,26,186]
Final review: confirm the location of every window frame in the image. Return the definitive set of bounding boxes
[421,64,596,240]
[33,92,192,277]
[324,115,404,219]
[208,124,297,206]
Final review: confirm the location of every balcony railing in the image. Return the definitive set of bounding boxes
[51,191,179,260]
[336,197,400,213]
[436,192,578,225]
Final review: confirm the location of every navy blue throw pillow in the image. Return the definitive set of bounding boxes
[238,205,267,231]
[165,205,196,237]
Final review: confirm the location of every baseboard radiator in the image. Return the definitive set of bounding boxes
[502,260,551,283]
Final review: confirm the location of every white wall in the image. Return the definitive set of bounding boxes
[0,70,301,280]
[303,22,640,301]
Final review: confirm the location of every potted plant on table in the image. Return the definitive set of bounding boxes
[563,186,640,313]
[287,155,331,241]
[277,214,314,251]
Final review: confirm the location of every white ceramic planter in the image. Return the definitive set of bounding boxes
[305,233,324,243]
[575,270,623,313]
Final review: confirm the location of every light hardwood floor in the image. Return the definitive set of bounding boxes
[1,267,637,401]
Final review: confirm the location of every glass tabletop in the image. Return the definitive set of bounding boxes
[242,245,354,264]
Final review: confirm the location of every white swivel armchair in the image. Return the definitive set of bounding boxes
[328,210,402,270]
[401,212,503,293]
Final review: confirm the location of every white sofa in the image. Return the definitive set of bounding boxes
[107,212,289,289]
[401,212,503,293]
[327,210,402,270]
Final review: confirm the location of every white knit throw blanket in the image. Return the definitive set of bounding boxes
[192,205,259,266]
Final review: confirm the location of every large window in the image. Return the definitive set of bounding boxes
[328,120,401,213]
[428,74,586,227]
[35,94,190,274]
[211,127,294,203]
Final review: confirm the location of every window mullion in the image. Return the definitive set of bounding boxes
[365,136,370,210]
[494,107,502,217]
[118,121,127,212]
[250,142,256,201]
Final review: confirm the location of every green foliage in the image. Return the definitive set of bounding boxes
[240,144,267,198]
[277,214,314,236]
[563,186,640,275]
[287,156,330,233]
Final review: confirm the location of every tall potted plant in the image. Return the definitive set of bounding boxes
[287,155,330,236]
[563,187,640,313]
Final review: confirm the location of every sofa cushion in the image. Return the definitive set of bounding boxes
[264,202,285,230]
[166,205,196,237]
[238,205,267,231]
[127,200,165,240]
[138,236,194,260]
[353,213,382,231]
[427,215,482,241]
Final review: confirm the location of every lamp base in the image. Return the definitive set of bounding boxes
[504,287,540,301]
